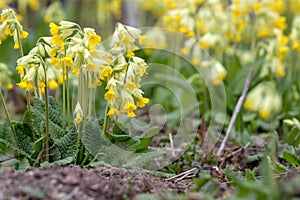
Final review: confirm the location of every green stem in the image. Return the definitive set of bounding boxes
[15,23,24,57]
[26,91,35,140]
[62,64,66,129]
[102,104,110,136]
[16,23,36,141]
[66,67,71,129]
[0,89,18,147]
[42,66,50,162]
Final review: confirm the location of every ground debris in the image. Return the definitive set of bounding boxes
[0,165,187,200]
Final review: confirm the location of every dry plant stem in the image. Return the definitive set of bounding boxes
[165,167,198,181]
[217,67,254,157]
[0,90,18,147]
[169,133,175,157]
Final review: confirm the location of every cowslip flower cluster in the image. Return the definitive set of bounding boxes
[47,21,102,124]
[49,20,101,82]
[243,81,282,120]
[181,37,227,85]
[98,23,149,118]
[0,8,28,48]
[0,63,14,90]
[0,0,40,14]
[44,1,65,23]
[96,0,122,26]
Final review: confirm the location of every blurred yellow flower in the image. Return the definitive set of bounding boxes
[48,80,58,90]
[136,97,149,108]
[104,86,118,101]
[49,22,60,35]
[62,56,74,67]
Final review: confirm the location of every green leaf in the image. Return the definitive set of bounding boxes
[136,126,159,152]
[40,156,74,167]
[245,169,257,182]
[55,127,78,158]
[107,131,140,152]
[0,121,14,145]
[283,150,300,166]
[0,138,33,161]
[287,126,300,147]
[81,120,109,156]
[32,136,44,153]
[274,161,288,173]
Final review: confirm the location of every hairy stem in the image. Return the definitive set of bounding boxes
[102,104,110,136]
[42,66,50,162]
[0,89,18,147]
[62,64,66,129]
[66,67,71,129]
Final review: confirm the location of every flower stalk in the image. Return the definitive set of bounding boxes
[41,64,50,162]
[0,89,18,147]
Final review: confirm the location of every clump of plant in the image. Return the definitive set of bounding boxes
[0,8,150,169]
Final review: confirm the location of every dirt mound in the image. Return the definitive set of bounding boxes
[0,165,187,200]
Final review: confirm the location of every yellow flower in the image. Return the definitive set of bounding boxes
[62,56,74,67]
[48,80,58,90]
[181,47,190,56]
[49,22,60,35]
[20,30,28,39]
[6,83,13,90]
[74,112,82,124]
[292,40,300,52]
[58,76,63,84]
[126,51,135,58]
[104,86,118,101]
[122,101,137,117]
[259,108,269,119]
[85,62,96,71]
[38,81,46,89]
[4,27,12,36]
[277,46,289,59]
[16,65,25,77]
[0,82,2,87]
[199,41,211,49]
[99,66,112,80]
[243,100,253,111]
[52,35,64,46]
[107,106,120,116]
[273,16,287,30]
[253,2,262,13]
[17,80,36,91]
[14,41,20,49]
[136,97,149,108]
[74,102,83,123]
[88,34,101,48]
[124,80,137,92]
[257,28,273,38]
[72,67,80,75]
[0,16,7,23]
[28,0,40,11]
[276,67,285,77]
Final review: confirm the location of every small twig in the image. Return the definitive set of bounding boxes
[0,156,18,164]
[217,67,254,157]
[165,167,199,181]
[169,133,175,157]
[148,146,182,152]
[33,144,55,166]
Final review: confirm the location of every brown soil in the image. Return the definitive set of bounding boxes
[0,165,187,200]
